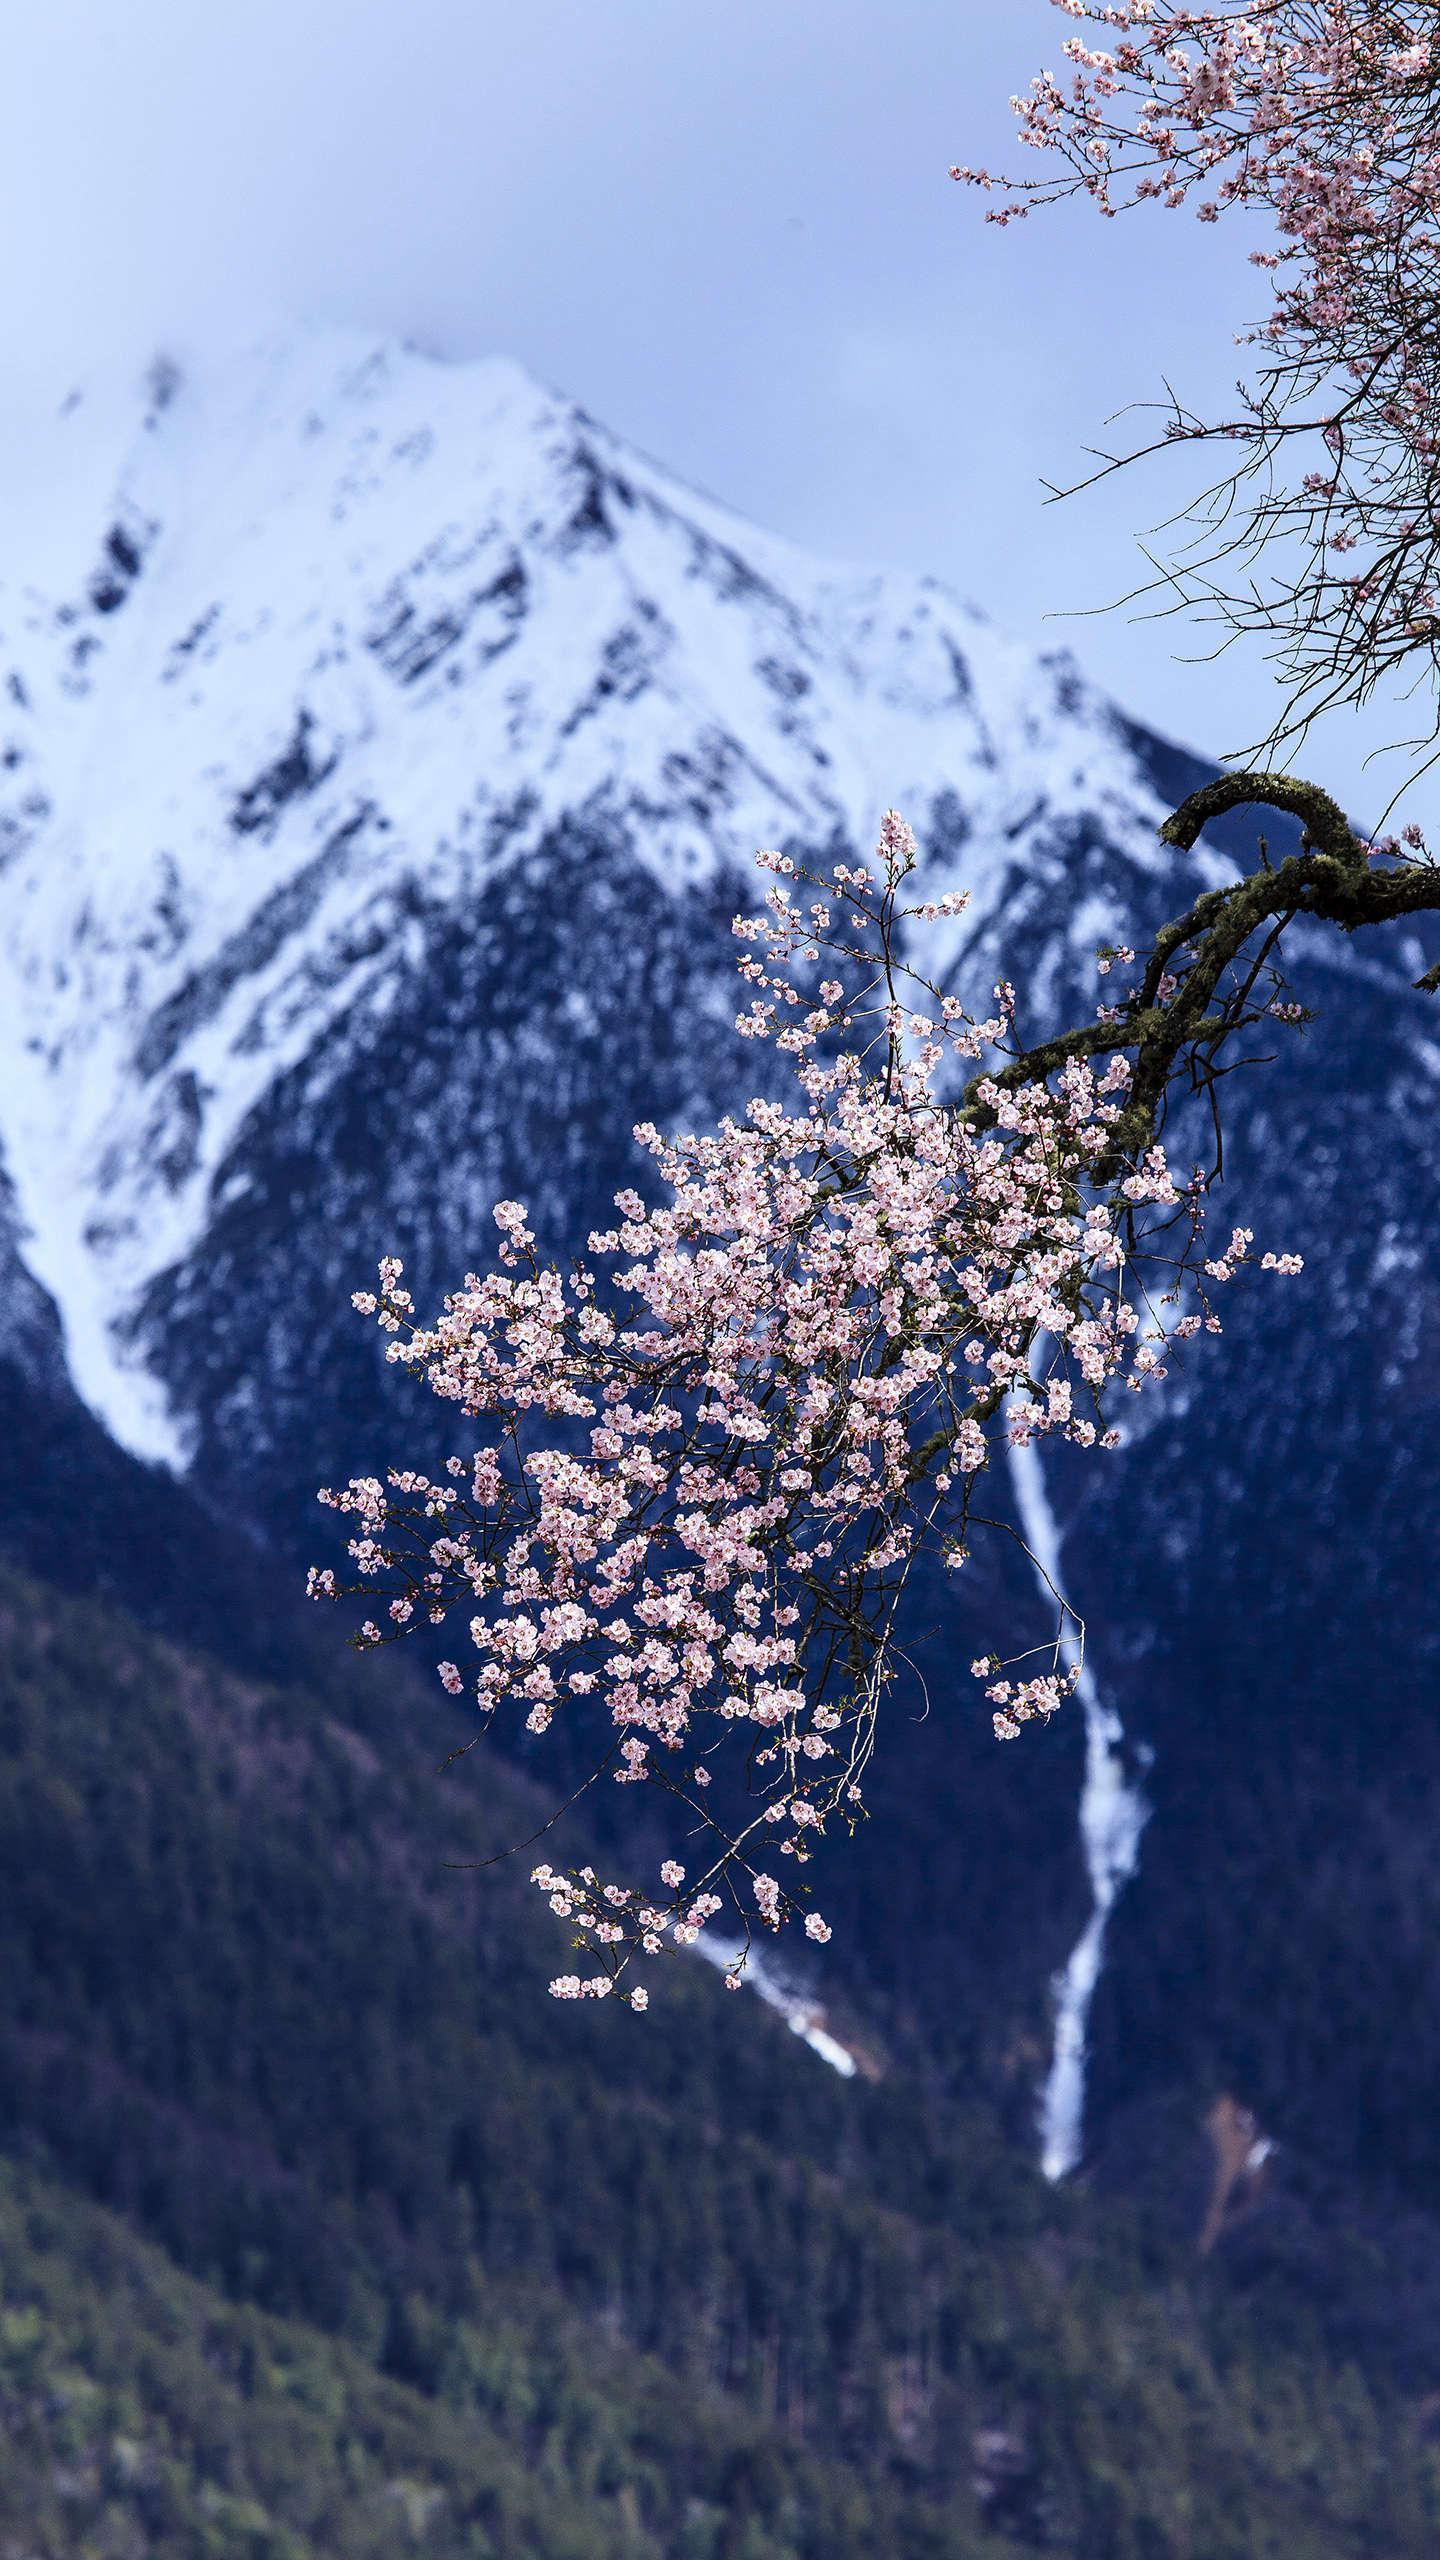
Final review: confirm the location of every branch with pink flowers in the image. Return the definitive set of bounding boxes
[310,774,1440,2010]
[954,3,1440,771]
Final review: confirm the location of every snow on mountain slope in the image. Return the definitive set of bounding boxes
[0,325,1196,1463]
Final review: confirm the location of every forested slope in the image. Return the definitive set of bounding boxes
[0,1549,1437,2557]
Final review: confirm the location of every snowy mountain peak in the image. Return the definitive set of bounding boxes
[1,325,1198,1461]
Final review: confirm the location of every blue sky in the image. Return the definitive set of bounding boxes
[1,0,1413,817]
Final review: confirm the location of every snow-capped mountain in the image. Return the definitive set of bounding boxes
[0,324,1211,1468]
[6,325,1440,2220]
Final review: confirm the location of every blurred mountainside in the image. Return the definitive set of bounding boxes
[2,327,1440,2552]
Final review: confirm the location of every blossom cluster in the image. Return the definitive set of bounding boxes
[954,4,1440,744]
[313,815,1300,2006]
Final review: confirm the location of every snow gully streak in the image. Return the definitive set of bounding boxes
[1007,1433,1149,2182]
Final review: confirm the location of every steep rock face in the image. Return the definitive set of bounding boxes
[3,327,1439,2213]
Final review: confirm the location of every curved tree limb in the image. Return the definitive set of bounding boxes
[961,773,1440,1181]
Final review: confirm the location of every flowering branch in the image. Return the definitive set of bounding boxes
[312,780,1440,2009]
[954,3,1440,766]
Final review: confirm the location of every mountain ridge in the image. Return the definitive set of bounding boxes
[0,322,1221,1466]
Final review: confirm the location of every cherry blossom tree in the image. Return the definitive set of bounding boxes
[313,6,1440,2008]
[954,2,1440,768]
